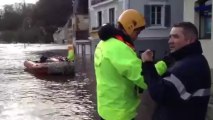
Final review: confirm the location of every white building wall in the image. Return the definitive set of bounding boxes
[89,0,124,31]
[183,0,196,22]
[200,37,213,69]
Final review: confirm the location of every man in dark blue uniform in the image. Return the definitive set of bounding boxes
[141,22,211,120]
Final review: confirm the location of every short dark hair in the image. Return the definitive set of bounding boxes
[173,22,198,41]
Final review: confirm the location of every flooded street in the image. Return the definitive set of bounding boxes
[0,43,212,120]
[0,44,97,120]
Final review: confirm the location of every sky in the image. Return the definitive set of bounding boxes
[0,0,38,6]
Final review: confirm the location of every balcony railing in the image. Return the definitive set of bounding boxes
[91,0,108,5]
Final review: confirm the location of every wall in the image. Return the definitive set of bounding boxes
[89,0,124,32]
[129,0,183,38]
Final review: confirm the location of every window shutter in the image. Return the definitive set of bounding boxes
[144,5,150,27]
[165,5,171,27]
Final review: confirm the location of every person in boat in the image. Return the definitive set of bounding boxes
[39,55,62,63]
[39,44,75,63]
[39,55,48,63]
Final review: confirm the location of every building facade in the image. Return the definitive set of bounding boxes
[89,0,126,39]
[89,0,127,54]
[53,0,89,44]
[89,0,184,60]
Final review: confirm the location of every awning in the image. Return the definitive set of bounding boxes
[195,4,212,11]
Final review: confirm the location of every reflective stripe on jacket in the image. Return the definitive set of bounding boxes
[142,41,211,120]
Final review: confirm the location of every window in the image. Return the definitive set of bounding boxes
[202,15,211,39]
[144,4,171,27]
[195,2,212,39]
[109,8,115,24]
[151,5,162,26]
[97,11,102,27]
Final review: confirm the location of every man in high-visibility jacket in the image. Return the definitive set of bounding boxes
[94,9,169,120]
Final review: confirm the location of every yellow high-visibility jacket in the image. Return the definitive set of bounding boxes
[94,37,167,120]
[67,49,75,61]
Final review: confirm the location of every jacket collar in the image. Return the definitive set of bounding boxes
[115,35,135,50]
[98,23,135,50]
[115,30,135,49]
[170,41,203,60]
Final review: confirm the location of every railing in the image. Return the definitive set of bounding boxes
[75,40,92,56]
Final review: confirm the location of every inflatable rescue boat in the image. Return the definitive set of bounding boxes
[24,60,75,75]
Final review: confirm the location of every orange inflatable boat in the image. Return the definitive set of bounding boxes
[24,60,75,75]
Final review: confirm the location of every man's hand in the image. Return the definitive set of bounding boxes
[141,49,154,62]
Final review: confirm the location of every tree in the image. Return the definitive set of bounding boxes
[0,0,76,43]
[31,0,73,42]
[32,0,73,28]
[0,5,23,30]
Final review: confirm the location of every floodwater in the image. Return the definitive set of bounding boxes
[0,43,212,120]
[0,44,97,120]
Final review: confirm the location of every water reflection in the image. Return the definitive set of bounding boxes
[0,44,96,120]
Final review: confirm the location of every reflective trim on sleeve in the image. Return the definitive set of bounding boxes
[164,74,210,100]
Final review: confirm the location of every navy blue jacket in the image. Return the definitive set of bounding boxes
[143,41,211,120]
